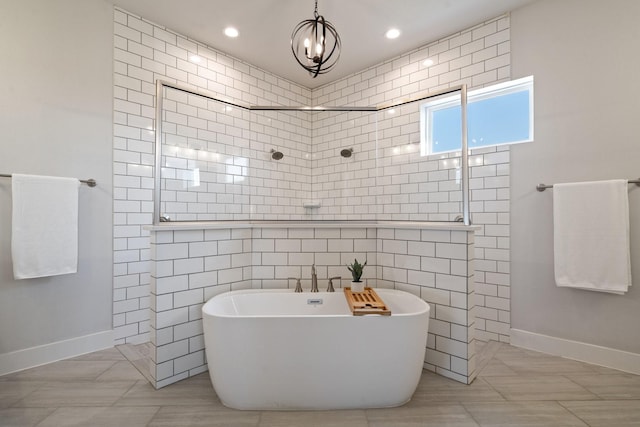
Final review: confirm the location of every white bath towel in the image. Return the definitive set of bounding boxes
[11,174,80,279]
[553,179,632,294]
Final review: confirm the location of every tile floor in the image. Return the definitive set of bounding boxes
[1,341,639,426]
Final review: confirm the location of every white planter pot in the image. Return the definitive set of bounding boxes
[350,281,365,293]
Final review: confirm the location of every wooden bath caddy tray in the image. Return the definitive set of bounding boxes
[344,287,391,316]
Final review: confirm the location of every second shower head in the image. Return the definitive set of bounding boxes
[270,149,284,160]
[340,148,353,158]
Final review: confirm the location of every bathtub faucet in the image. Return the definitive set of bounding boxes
[311,264,319,292]
[327,276,341,292]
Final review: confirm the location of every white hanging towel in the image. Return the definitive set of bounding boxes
[553,179,632,294]
[11,174,80,279]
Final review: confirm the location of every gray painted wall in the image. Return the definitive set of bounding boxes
[510,0,640,353]
[0,0,113,355]
[2,0,638,362]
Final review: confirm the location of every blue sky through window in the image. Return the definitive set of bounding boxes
[430,88,532,154]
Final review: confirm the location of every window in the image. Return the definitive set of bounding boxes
[421,76,534,155]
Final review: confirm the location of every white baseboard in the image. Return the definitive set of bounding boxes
[510,328,640,375]
[0,330,114,377]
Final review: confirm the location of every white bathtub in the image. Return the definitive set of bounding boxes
[201,288,430,410]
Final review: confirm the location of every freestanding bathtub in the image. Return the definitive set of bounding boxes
[202,288,430,410]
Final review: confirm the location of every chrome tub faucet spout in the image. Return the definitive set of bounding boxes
[311,264,319,292]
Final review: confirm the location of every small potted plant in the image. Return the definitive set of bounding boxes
[347,259,367,292]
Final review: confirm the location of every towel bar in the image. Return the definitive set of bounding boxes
[0,174,96,187]
[537,178,640,192]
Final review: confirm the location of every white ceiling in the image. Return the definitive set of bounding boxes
[110,0,534,89]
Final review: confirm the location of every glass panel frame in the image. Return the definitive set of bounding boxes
[154,80,471,225]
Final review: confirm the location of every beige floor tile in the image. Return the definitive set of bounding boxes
[492,345,551,361]
[116,343,153,362]
[96,360,146,382]
[12,380,136,407]
[3,342,640,426]
[258,409,368,427]
[366,403,480,427]
[69,347,127,362]
[463,401,589,426]
[149,405,260,427]
[560,400,640,426]
[115,375,218,407]
[1,360,116,382]
[0,381,46,408]
[116,343,155,384]
[497,354,598,376]
[564,374,640,399]
[476,341,503,370]
[483,375,598,401]
[409,373,505,403]
[478,358,519,377]
[586,363,634,375]
[36,406,160,427]
[0,407,55,427]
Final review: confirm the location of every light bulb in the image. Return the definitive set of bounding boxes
[224,27,239,38]
[386,28,400,39]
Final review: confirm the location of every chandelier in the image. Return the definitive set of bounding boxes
[290,0,341,78]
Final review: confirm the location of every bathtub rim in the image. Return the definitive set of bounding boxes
[202,288,430,319]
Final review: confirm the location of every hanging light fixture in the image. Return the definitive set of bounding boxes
[291,0,341,78]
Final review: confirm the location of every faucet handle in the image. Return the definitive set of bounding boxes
[288,277,303,293]
[327,276,341,292]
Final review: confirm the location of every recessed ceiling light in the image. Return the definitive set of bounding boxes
[224,27,239,38]
[385,28,400,39]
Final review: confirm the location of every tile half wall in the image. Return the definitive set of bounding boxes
[148,222,477,388]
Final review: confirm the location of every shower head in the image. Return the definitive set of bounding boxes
[340,148,353,158]
[270,149,284,160]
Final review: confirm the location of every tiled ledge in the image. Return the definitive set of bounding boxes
[145,220,480,232]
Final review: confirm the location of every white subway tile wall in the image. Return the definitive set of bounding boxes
[114,9,511,346]
[310,16,511,343]
[114,8,312,344]
[159,91,313,221]
[149,225,476,388]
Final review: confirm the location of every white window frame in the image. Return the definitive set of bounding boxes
[420,75,534,156]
